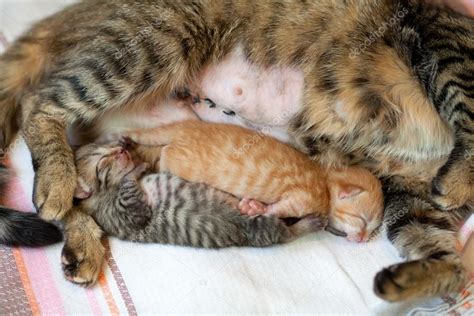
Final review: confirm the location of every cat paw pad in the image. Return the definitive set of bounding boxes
[238,198,268,215]
[61,243,103,287]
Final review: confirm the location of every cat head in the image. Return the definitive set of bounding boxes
[74,142,136,199]
[327,167,384,242]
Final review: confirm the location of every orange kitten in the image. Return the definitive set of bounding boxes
[126,121,383,242]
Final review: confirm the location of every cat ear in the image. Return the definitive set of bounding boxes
[337,184,364,199]
[74,177,92,199]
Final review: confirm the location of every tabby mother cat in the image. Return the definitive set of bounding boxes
[0,0,472,302]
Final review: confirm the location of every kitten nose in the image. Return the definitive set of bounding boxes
[356,231,368,243]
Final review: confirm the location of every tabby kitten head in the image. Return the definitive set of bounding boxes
[327,167,384,242]
[74,142,136,199]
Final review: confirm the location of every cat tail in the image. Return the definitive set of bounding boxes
[0,161,63,247]
[0,207,63,247]
[240,214,327,247]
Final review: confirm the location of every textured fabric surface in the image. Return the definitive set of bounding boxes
[0,1,472,315]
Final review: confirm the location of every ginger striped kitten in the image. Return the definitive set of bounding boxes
[125,121,384,243]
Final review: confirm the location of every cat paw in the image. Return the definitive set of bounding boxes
[62,211,105,287]
[374,261,423,302]
[238,198,268,215]
[430,158,473,210]
[61,241,104,287]
[34,159,76,221]
[373,259,466,301]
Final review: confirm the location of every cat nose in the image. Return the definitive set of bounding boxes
[356,231,368,242]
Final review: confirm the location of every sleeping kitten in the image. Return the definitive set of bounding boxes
[73,143,324,247]
[125,121,384,243]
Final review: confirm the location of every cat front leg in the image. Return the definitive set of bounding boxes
[21,95,76,221]
[124,124,179,147]
[240,192,325,219]
[266,198,307,218]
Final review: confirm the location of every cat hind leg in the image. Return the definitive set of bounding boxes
[374,191,468,301]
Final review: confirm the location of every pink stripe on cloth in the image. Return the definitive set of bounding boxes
[20,248,66,315]
[85,288,103,316]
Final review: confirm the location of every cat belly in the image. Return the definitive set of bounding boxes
[189,45,304,143]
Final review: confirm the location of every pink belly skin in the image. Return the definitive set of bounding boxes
[189,46,304,143]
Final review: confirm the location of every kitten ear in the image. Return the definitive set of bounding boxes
[74,177,92,199]
[337,184,364,199]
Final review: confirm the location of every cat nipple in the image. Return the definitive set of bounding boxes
[234,86,243,96]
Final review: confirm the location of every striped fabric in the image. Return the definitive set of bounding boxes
[0,244,137,316]
[0,151,138,316]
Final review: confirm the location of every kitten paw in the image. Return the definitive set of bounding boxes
[238,198,268,215]
[34,159,76,221]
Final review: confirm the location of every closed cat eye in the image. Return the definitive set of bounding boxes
[325,225,348,237]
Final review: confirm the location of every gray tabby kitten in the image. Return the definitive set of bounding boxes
[74,143,324,248]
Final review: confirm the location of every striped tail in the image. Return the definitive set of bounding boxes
[0,207,62,247]
[0,162,62,247]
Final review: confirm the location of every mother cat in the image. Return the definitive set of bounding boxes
[0,0,472,302]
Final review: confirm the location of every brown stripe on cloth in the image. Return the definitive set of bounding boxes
[103,239,138,316]
[0,246,33,316]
